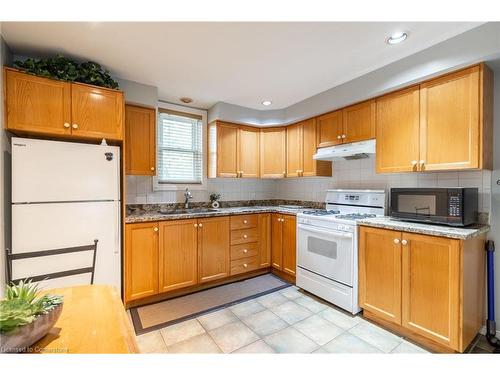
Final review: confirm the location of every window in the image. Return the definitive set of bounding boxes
[156,107,204,185]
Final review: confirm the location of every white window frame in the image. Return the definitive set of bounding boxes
[153,101,207,191]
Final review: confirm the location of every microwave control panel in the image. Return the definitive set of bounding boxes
[448,193,462,217]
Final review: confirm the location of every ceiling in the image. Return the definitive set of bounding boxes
[1,22,483,110]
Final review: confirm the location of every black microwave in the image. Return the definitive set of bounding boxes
[390,188,478,227]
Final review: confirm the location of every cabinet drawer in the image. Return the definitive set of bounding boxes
[230,228,259,245]
[231,242,259,261]
[230,256,259,276]
[230,214,258,230]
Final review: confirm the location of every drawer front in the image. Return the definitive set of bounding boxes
[230,214,258,230]
[231,228,259,245]
[231,242,259,261]
[230,256,259,276]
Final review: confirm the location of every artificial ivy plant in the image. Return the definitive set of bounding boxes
[14,55,119,89]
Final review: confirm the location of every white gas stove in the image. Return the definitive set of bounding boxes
[296,189,386,314]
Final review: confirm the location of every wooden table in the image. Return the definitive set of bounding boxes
[31,285,138,354]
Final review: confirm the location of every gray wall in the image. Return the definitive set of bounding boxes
[0,29,13,297]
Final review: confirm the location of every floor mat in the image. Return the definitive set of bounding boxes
[130,273,289,334]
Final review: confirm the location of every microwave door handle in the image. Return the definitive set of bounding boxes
[298,224,353,239]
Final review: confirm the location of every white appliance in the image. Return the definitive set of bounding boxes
[313,139,375,161]
[10,137,121,292]
[296,189,386,314]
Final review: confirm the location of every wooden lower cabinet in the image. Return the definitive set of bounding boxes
[358,226,485,352]
[158,219,198,293]
[125,222,159,302]
[198,217,230,283]
[271,214,296,277]
[258,214,272,268]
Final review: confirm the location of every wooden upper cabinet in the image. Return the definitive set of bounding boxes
[359,226,402,325]
[342,100,376,143]
[271,213,283,270]
[216,122,238,178]
[260,127,286,178]
[198,217,230,283]
[302,118,332,177]
[281,215,296,276]
[419,65,483,171]
[317,110,343,148]
[286,123,303,177]
[125,105,156,175]
[401,233,460,350]
[238,126,260,178]
[124,222,159,302]
[376,86,420,173]
[5,68,72,136]
[71,83,124,141]
[158,219,198,293]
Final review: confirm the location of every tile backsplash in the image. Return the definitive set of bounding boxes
[126,156,491,214]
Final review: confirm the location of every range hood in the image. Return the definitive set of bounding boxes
[313,139,376,161]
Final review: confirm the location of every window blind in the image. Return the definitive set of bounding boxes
[157,109,203,184]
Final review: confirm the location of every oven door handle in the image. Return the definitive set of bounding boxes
[297,224,353,238]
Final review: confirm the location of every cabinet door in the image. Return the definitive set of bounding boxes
[282,215,297,276]
[217,122,238,177]
[271,214,283,270]
[420,66,480,171]
[198,217,230,283]
[125,222,159,302]
[260,128,286,178]
[342,100,376,143]
[158,219,198,293]
[5,69,71,136]
[286,123,303,177]
[258,213,271,268]
[238,126,260,178]
[317,110,343,148]
[376,86,420,173]
[401,233,460,350]
[302,118,332,177]
[125,105,156,175]
[358,226,402,324]
[71,83,124,140]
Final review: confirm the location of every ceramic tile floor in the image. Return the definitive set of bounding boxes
[133,286,430,354]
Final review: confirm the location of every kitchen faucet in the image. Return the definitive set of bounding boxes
[184,188,193,209]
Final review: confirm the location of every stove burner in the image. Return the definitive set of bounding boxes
[335,213,377,220]
[302,209,340,216]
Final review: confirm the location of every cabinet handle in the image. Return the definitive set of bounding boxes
[72,123,79,129]
[341,134,346,139]
[401,239,408,246]
[243,220,248,224]
[150,167,155,171]
[243,249,248,253]
[194,223,198,228]
[199,223,203,228]
[337,135,342,139]
[154,227,158,232]
[393,238,400,244]
[63,122,70,129]
[243,264,248,268]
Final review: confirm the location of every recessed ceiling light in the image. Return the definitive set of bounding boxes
[386,32,408,45]
[262,100,272,106]
[180,97,193,104]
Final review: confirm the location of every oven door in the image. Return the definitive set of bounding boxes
[297,224,353,286]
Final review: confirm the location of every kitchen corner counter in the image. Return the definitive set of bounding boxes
[125,205,307,224]
[358,216,489,240]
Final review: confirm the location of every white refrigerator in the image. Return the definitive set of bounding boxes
[10,137,121,293]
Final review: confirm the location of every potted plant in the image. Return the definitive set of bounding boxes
[209,193,221,209]
[0,280,63,353]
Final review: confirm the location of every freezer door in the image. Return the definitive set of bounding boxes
[11,201,121,293]
[12,137,120,203]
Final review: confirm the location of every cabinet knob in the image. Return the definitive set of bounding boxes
[199,223,203,228]
[401,239,408,246]
[419,160,425,166]
[411,160,417,166]
[243,220,248,224]
[282,171,286,176]
[393,238,400,244]
[243,234,248,239]
[243,249,248,253]
[341,134,346,139]
[243,264,248,268]
[63,122,70,129]
[154,227,158,232]
[150,167,155,171]
[194,223,198,228]
[337,135,342,139]
[72,123,79,129]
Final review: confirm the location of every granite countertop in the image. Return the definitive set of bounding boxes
[125,205,308,224]
[358,216,490,240]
